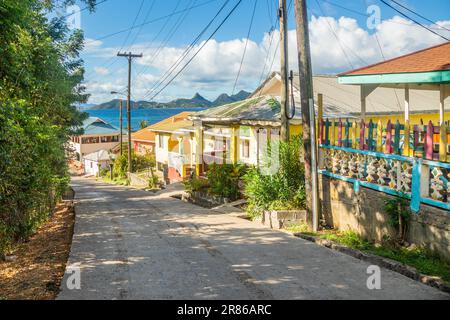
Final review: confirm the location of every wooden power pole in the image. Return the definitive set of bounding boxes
[294,0,319,231]
[117,52,143,176]
[279,0,290,142]
[119,99,123,156]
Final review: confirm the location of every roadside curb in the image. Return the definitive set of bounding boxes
[294,233,450,294]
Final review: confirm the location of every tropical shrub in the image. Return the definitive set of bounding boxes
[113,151,156,179]
[183,164,247,201]
[206,163,247,200]
[384,195,411,244]
[243,136,306,218]
[183,176,210,193]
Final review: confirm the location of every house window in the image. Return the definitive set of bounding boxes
[241,140,250,159]
[159,135,165,149]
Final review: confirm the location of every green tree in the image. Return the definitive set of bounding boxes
[0,0,98,258]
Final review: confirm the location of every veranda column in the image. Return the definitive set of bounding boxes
[230,126,239,164]
[404,85,411,156]
[194,121,204,176]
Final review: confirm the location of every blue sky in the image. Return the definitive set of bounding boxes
[71,0,450,104]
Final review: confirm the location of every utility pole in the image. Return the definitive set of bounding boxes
[279,0,290,142]
[294,0,319,231]
[117,52,143,176]
[119,99,123,156]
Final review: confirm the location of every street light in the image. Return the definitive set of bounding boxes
[111,91,125,156]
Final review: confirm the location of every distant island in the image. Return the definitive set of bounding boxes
[89,91,251,110]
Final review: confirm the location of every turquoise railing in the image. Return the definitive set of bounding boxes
[319,144,450,212]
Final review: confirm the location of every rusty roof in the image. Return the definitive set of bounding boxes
[340,41,450,76]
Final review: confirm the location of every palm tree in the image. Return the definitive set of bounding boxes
[139,120,148,130]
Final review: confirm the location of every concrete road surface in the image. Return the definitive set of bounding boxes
[58,177,449,300]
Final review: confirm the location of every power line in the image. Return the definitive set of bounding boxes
[321,0,448,32]
[379,0,449,41]
[84,0,147,82]
[389,0,450,32]
[84,0,203,83]
[232,0,258,95]
[85,0,220,44]
[314,0,355,69]
[127,0,158,50]
[142,0,232,100]
[133,0,190,81]
[147,0,244,101]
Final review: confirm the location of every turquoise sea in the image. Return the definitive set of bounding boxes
[87,108,205,132]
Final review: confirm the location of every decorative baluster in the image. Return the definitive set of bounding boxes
[404,120,410,157]
[325,119,331,146]
[377,120,383,152]
[394,120,401,155]
[367,120,374,151]
[377,158,388,185]
[399,162,413,193]
[319,119,325,145]
[430,167,445,201]
[331,119,336,146]
[345,119,350,148]
[366,156,378,183]
[338,119,343,147]
[385,121,393,154]
[332,150,341,174]
[352,121,357,149]
[439,122,448,162]
[425,121,434,160]
[413,125,420,157]
[360,120,366,150]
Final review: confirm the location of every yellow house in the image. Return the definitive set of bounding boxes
[149,112,196,184]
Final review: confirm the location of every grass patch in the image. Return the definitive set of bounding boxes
[285,223,309,234]
[308,230,450,284]
[101,177,129,186]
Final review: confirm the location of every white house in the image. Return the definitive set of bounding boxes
[83,149,115,177]
[69,117,122,161]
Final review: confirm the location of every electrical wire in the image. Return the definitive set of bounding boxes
[85,0,221,44]
[141,0,232,100]
[232,0,258,95]
[389,0,450,32]
[379,0,449,41]
[147,0,244,101]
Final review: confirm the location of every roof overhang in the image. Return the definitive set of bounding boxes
[339,70,450,85]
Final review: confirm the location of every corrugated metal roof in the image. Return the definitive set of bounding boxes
[310,76,443,115]
[149,119,194,134]
[83,117,120,136]
[84,149,115,162]
[192,89,354,124]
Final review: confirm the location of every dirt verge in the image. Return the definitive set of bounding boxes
[0,201,75,300]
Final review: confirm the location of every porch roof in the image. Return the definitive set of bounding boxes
[338,41,450,85]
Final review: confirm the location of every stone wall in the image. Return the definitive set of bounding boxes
[319,175,450,261]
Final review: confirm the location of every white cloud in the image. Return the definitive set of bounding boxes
[83,15,450,103]
[94,67,110,76]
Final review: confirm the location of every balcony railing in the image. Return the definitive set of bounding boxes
[168,152,190,175]
[318,119,450,212]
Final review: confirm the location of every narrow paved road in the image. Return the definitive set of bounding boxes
[58,177,448,300]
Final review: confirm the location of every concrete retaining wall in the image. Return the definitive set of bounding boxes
[320,175,450,261]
